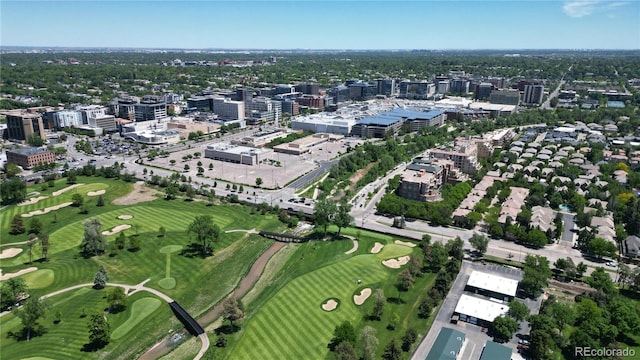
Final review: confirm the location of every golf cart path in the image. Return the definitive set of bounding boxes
[344,235,358,254]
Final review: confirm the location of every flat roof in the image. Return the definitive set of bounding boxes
[454,294,509,323]
[7,147,51,156]
[206,143,271,155]
[480,341,513,360]
[356,108,443,126]
[467,270,519,297]
[425,327,465,360]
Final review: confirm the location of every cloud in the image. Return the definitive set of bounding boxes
[563,0,629,18]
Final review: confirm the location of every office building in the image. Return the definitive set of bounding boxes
[329,85,350,104]
[348,81,376,101]
[437,80,450,94]
[6,147,55,169]
[114,98,137,121]
[245,97,281,125]
[277,99,299,115]
[425,327,466,360]
[489,90,521,106]
[212,97,245,121]
[296,83,320,95]
[4,111,45,141]
[236,88,254,102]
[475,82,493,100]
[296,95,325,110]
[450,79,470,94]
[375,79,396,96]
[523,84,544,105]
[135,95,167,122]
[187,95,214,112]
[77,105,107,124]
[89,115,118,132]
[399,81,435,99]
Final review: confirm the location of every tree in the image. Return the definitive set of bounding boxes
[424,242,447,272]
[334,200,354,235]
[521,255,552,298]
[586,267,617,295]
[66,171,77,184]
[334,341,357,360]
[28,218,43,234]
[407,255,423,276]
[586,237,617,259]
[328,321,356,351]
[87,314,110,348]
[106,287,127,313]
[1,177,27,205]
[222,297,244,329]
[418,297,435,318]
[187,215,220,257]
[618,263,632,288]
[359,326,378,360]
[491,315,518,342]
[39,232,50,260]
[93,266,108,290]
[314,198,337,236]
[255,177,263,187]
[96,195,105,207]
[0,277,28,310]
[371,289,385,320]
[14,296,49,341]
[27,235,37,264]
[420,233,432,248]
[128,235,141,251]
[158,226,166,238]
[469,233,489,255]
[115,232,126,249]
[508,300,530,321]
[10,214,26,235]
[27,133,44,147]
[576,262,588,278]
[80,218,106,257]
[397,269,414,291]
[401,328,418,352]
[4,163,22,178]
[71,193,84,207]
[382,339,402,360]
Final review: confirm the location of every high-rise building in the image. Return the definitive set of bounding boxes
[52,110,84,129]
[77,105,107,124]
[329,85,350,104]
[475,83,493,100]
[296,83,320,95]
[437,80,450,94]
[523,85,544,105]
[115,98,137,120]
[399,81,435,99]
[245,97,281,125]
[135,95,167,122]
[450,79,470,94]
[212,97,245,121]
[236,88,254,102]
[348,81,376,101]
[4,111,45,141]
[375,79,396,96]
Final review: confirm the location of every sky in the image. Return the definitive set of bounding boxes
[1,1,639,50]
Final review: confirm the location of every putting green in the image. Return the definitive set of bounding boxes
[159,245,182,254]
[158,277,177,289]
[111,297,162,340]
[21,269,55,289]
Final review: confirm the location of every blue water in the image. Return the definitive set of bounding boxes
[560,205,570,211]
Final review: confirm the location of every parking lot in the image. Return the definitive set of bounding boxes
[412,261,540,360]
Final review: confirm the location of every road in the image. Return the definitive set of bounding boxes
[541,64,571,109]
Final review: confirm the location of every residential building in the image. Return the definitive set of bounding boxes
[429,138,480,174]
[51,110,84,129]
[523,84,544,105]
[530,206,555,232]
[135,95,167,122]
[4,111,45,141]
[498,187,529,224]
[623,235,640,258]
[6,147,55,169]
[425,327,466,360]
[398,158,455,202]
[489,89,521,106]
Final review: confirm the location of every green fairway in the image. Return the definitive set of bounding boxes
[229,240,414,360]
[158,277,177,289]
[160,245,183,254]
[21,269,55,289]
[111,297,162,340]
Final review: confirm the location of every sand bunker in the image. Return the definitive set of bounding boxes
[87,189,106,196]
[371,242,384,254]
[353,288,372,305]
[382,255,411,269]
[18,196,49,206]
[117,215,134,220]
[52,183,84,196]
[21,202,73,218]
[322,299,338,311]
[102,224,132,236]
[112,181,162,205]
[0,248,23,259]
[0,267,38,281]
[394,240,417,248]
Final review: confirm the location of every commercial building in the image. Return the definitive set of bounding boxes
[212,97,245,121]
[135,95,167,122]
[425,327,466,360]
[187,95,214,112]
[328,85,350,104]
[77,105,107,123]
[437,80,450,94]
[465,271,519,302]
[468,102,517,118]
[114,98,137,121]
[204,143,272,165]
[348,81,376,101]
[375,79,396,96]
[291,116,355,136]
[351,114,404,138]
[296,95,325,110]
[295,83,320,95]
[479,341,513,360]
[398,158,457,202]
[6,147,56,169]
[273,133,334,155]
[475,82,493,100]
[126,130,181,145]
[88,115,118,132]
[453,294,509,327]
[4,111,46,142]
[523,84,544,105]
[450,79,470,94]
[399,81,435,99]
[245,97,281,125]
[232,129,290,147]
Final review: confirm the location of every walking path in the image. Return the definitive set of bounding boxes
[139,240,285,360]
[344,235,358,255]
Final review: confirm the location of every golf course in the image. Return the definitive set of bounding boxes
[1,175,439,359]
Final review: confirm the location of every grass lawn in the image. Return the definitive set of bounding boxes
[225,227,432,360]
[1,175,288,359]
